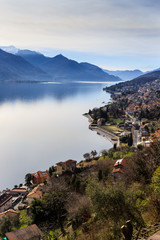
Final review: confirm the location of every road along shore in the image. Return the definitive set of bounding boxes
[83,113,119,145]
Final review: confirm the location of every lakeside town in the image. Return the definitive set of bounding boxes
[88,78,160,149]
[1,76,160,239]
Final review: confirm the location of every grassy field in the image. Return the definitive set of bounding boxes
[102,125,123,133]
[112,118,124,125]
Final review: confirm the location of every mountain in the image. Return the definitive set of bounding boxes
[104,69,144,81]
[104,69,160,92]
[0,46,120,82]
[41,55,121,81]
[17,50,120,82]
[16,49,50,66]
[16,49,121,82]
[80,62,121,81]
[0,45,19,54]
[0,49,51,81]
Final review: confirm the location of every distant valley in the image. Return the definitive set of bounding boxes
[104,69,144,81]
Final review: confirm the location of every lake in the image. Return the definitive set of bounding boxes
[0,81,114,190]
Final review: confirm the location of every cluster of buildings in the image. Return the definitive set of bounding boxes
[0,159,77,214]
[109,79,160,147]
[0,159,77,239]
[116,79,160,116]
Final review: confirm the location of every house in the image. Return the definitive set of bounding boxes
[112,158,127,179]
[6,224,44,240]
[97,118,106,126]
[32,170,50,184]
[10,188,28,197]
[140,125,149,139]
[56,159,77,175]
[27,184,43,204]
[0,193,12,213]
[0,209,19,219]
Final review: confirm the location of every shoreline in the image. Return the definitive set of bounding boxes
[84,113,119,145]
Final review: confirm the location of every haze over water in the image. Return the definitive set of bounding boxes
[0,82,113,190]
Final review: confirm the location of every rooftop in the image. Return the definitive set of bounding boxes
[6,224,43,240]
[0,193,12,207]
[12,188,27,192]
[27,184,43,199]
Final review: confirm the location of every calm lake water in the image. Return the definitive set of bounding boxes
[0,81,114,190]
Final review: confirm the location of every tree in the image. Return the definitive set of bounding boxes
[97,158,113,180]
[31,198,44,223]
[31,190,68,235]
[128,134,133,147]
[87,182,143,238]
[49,166,56,177]
[152,166,160,194]
[0,217,12,237]
[101,149,107,158]
[83,153,90,161]
[125,141,160,184]
[0,216,19,237]
[42,192,67,235]
[113,143,117,150]
[91,150,97,159]
[98,170,103,181]
[25,173,33,186]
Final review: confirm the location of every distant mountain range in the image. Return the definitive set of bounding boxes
[104,69,144,81]
[0,47,121,82]
[1,46,159,83]
[103,69,160,92]
[16,50,121,82]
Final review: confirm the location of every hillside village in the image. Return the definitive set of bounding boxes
[0,77,160,239]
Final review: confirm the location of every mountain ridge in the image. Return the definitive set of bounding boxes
[0,49,51,81]
[16,50,121,82]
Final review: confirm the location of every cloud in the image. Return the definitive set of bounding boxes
[0,0,160,56]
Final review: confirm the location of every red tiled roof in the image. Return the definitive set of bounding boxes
[112,168,124,174]
[32,170,49,178]
[27,184,43,199]
[114,158,127,167]
[0,209,19,219]
[12,188,27,192]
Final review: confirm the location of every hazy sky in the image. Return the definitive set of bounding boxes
[0,0,160,70]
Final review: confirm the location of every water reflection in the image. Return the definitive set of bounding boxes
[0,82,113,190]
[0,82,112,102]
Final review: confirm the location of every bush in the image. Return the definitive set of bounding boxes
[0,216,20,237]
[86,181,143,239]
[152,166,160,194]
[67,195,92,230]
